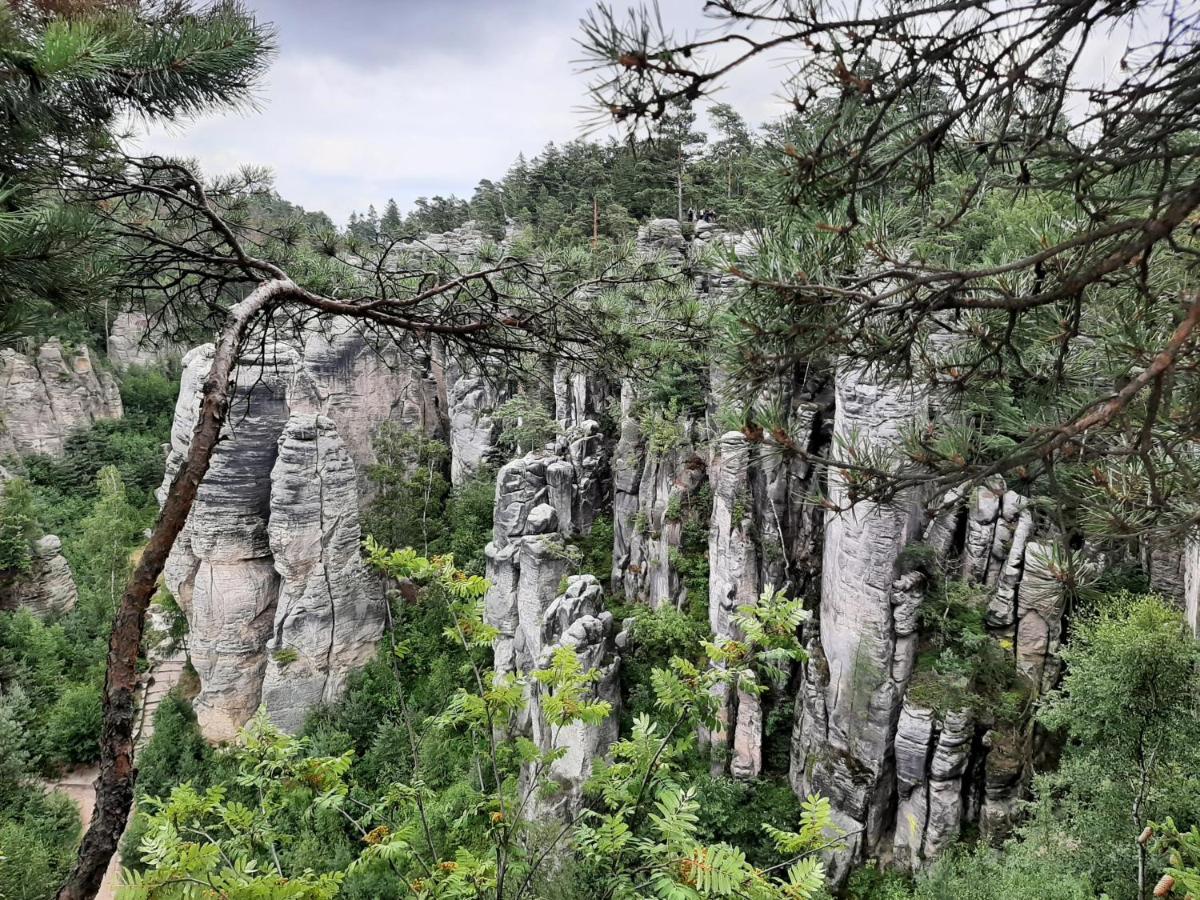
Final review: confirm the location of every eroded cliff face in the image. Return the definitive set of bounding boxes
[524,573,623,823]
[790,365,931,876]
[261,414,383,733]
[482,420,625,825]
[0,534,78,617]
[107,308,184,369]
[0,339,122,457]
[161,342,298,739]
[160,319,434,738]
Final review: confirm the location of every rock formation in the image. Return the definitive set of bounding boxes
[290,316,443,493]
[137,217,1092,883]
[613,422,708,610]
[444,356,505,486]
[484,433,623,824]
[892,703,975,869]
[0,339,122,457]
[260,414,384,733]
[1185,537,1200,638]
[161,343,298,739]
[0,534,78,617]
[160,328,403,739]
[107,308,184,369]
[524,574,623,823]
[790,364,930,878]
[485,430,607,679]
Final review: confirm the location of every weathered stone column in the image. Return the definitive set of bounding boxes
[790,362,928,876]
[260,414,384,732]
[524,574,623,823]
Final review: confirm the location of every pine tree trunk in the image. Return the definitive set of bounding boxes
[676,161,684,223]
[56,279,291,900]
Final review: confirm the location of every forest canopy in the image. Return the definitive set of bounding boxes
[0,2,1198,900]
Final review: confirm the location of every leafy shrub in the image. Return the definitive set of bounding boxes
[910,841,1092,900]
[495,393,559,454]
[0,794,80,900]
[43,682,102,765]
[639,399,687,457]
[0,479,38,573]
[363,427,451,554]
[690,773,807,866]
[909,579,1022,719]
[572,514,614,582]
[443,468,497,575]
[117,364,180,434]
[617,603,708,723]
[135,692,214,801]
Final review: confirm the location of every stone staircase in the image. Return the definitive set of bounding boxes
[47,648,189,899]
[134,649,187,752]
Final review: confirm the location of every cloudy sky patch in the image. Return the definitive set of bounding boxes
[132,0,1155,226]
[132,0,792,225]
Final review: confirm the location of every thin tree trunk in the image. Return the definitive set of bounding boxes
[592,195,599,251]
[676,160,683,223]
[57,279,290,900]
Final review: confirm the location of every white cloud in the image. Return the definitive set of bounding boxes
[131,0,794,225]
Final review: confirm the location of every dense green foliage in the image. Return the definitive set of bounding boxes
[0,0,272,340]
[347,101,770,245]
[0,366,179,896]
[122,549,835,899]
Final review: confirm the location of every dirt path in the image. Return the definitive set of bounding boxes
[46,650,187,899]
[48,766,119,900]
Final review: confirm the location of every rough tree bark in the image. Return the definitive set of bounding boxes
[56,279,292,900]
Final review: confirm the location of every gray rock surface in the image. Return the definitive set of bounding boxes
[524,574,622,823]
[636,218,687,268]
[260,415,384,733]
[289,316,443,492]
[160,331,398,739]
[0,339,122,457]
[620,435,708,610]
[1015,540,1067,691]
[892,703,974,869]
[1186,536,1200,637]
[484,442,624,824]
[791,362,929,877]
[484,439,608,681]
[0,534,78,617]
[446,367,503,485]
[160,343,295,740]
[107,308,183,369]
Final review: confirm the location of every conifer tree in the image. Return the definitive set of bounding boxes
[380,197,402,236]
[583,0,1200,541]
[0,0,272,340]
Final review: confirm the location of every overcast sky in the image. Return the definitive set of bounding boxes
[130,0,798,226]
[131,1,1156,227]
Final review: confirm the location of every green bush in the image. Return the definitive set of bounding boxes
[690,774,807,867]
[0,800,80,900]
[617,603,708,724]
[444,468,497,575]
[572,514,614,582]
[135,692,214,800]
[0,479,38,573]
[495,394,559,454]
[43,682,102,765]
[363,427,451,554]
[909,841,1092,900]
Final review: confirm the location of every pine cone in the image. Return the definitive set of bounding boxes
[1154,874,1176,897]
